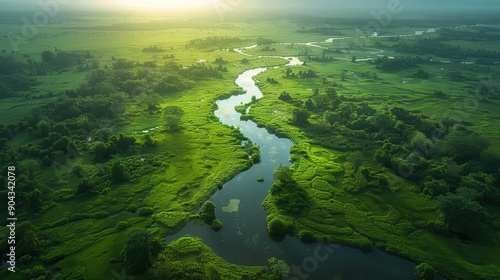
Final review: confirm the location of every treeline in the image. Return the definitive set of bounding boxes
[438,27,500,42]
[0,49,97,97]
[41,49,95,71]
[142,45,165,52]
[283,67,317,79]
[372,56,431,71]
[186,36,242,49]
[393,39,500,61]
[0,56,39,97]
[296,26,344,35]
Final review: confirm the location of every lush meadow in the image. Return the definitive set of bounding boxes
[0,12,499,280]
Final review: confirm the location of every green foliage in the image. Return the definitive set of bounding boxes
[110,161,127,183]
[116,221,129,230]
[75,180,94,196]
[92,211,109,219]
[416,263,435,280]
[25,265,50,279]
[139,207,154,216]
[211,219,223,231]
[17,222,40,257]
[36,119,50,137]
[200,201,216,224]
[291,108,310,126]
[298,230,315,242]
[152,212,189,229]
[41,155,52,167]
[139,91,162,110]
[267,218,291,235]
[439,129,490,163]
[152,261,206,279]
[437,193,489,240]
[163,106,185,132]
[150,236,263,279]
[266,257,290,279]
[124,230,153,275]
[273,165,293,183]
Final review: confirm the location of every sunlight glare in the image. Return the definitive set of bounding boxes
[118,0,214,10]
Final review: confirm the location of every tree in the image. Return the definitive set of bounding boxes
[211,219,223,231]
[41,50,54,63]
[460,172,495,202]
[324,110,341,126]
[273,165,293,183]
[143,135,155,147]
[110,161,126,183]
[75,179,94,196]
[139,91,162,110]
[124,230,153,275]
[415,263,435,280]
[17,222,40,257]
[437,193,488,240]
[93,142,109,162]
[36,119,50,137]
[291,109,310,126]
[163,106,184,132]
[27,189,43,213]
[72,165,84,179]
[163,106,184,119]
[267,218,289,235]
[41,156,52,167]
[267,257,290,279]
[200,201,216,224]
[440,129,490,163]
[410,132,434,158]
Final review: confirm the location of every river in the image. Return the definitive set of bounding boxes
[165,57,432,279]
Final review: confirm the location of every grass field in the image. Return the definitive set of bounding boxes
[0,12,499,280]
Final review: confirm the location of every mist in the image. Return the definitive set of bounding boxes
[1,0,499,17]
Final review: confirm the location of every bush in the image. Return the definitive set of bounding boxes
[124,230,152,275]
[93,211,109,219]
[267,218,291,235]
[116,221,129,230]
[126,204,137,212]
[139,207,153,216]
[211,219,223,231]
[26,265,50,279]
[415,263,435,280]
[200,201,216,224]
[298,230,315,242]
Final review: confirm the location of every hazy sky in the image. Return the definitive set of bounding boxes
[1,0,499,14]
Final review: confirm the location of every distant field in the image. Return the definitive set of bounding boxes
[0,14,499,280]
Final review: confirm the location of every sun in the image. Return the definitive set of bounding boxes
[117,0,214,10]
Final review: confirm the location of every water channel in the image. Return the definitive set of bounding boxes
[166,55,432,279]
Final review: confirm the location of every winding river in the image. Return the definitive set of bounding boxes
[165,53,435,279]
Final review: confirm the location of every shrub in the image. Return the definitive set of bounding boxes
[139,207,153,216]
[126,204,137,212]
[298,230,315,242]
[116,221,129,231]
[93,211,109,219]
[267,218,291,235]
[200,201,216,224]
[211,219,223,231]
[415,263,435,280]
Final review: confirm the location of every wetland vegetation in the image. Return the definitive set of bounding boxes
[0,1,499,279]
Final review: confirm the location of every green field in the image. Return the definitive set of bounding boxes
[0,5,500,280]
